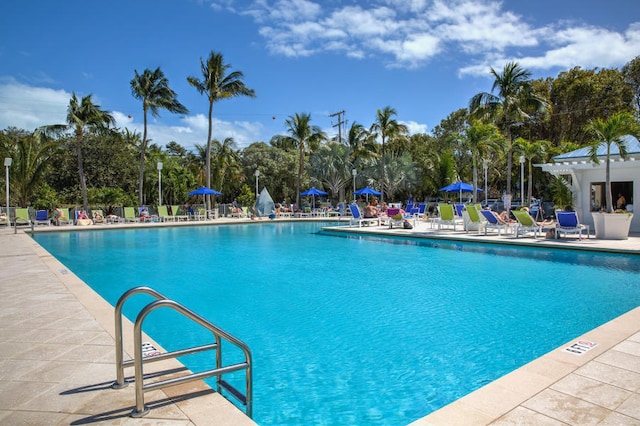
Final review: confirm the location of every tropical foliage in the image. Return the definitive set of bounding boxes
[2,55,639,213]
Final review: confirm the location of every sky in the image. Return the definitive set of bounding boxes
[1,0,638,151]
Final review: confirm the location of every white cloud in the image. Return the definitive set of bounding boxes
[0,78,69,129]
[402,120,428,135]
[0,79,263,151]
[230,0,638,72]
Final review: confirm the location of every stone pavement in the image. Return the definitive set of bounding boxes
[2,220,640,425]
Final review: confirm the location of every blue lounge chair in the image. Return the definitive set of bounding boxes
[479,209,510,236]
[454,204,465,218]
[555,211,589,240]
[35,209,50,226]
[348,204,379,227]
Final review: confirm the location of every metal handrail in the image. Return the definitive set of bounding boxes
[112,286,252,418]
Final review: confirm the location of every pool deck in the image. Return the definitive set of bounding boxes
[1,218,639,425]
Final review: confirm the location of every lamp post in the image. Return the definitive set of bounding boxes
[254,170,260,198]
[157,162,163,206]
[4,158,11,228]
[352,168,357,203]
[483,159,488,206]
[519,155,525,208]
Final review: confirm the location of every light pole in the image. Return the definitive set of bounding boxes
[352,168,357,203]
[4,158,11,227]
[157,162,163,206]
[519,155,525,208]
[483,160,488,206]
[254,170,260,198]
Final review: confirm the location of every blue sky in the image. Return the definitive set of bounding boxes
[1,0,638,150]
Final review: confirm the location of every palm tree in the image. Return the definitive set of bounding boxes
[66,93,115,212]
[469,62,548,198]
[130,67,188,205]
[187,51,255,211]
[282,113,327,208]
[308,142,351,203]
[513,138,548,207]
[0,128,61,207]
[463,120,503,203]
[585,112,640,212]
[370,107,408,203]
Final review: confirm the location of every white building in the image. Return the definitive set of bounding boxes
[538,135,639,233]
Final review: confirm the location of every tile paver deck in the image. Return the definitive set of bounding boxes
[1,218,639,425]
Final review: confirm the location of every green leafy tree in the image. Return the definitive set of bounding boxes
[370,106,408,203]
[469,62,548,197]
[513,138,548,206]
[187,51,255,211]
[462,120,503,203]
[65,93,115,212]
[622,55,640,119]
[585,112,640,212]
[0,127,61,207]
[308,142,351,203]
[281,113,327,207]
[131,67,188,205]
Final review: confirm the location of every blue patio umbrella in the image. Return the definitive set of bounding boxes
[353,186,382,202]
[353,186,382,196]
[188,186,222,196]
[188,187,222,216]
[439,181,481,202]
[300,187,328,209]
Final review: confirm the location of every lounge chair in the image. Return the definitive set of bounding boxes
[555,211,590,240]
[385,208,404,228]
[479,209,510,236]
[454,204,465,218]
[463,205,483,233]
[348,203,379,227]
[35,209,50,226]
[170,205,189,221]
[512,209,542,238]
[124,207,140,223]
[14,208,31,226]
[57,208,72,225]
[157,205,174,222]
[91,209,105,224]
[437,203,458,230]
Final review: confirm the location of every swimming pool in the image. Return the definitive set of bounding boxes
[34,223,640,425]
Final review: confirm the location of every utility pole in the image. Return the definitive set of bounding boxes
[329,110,345,144]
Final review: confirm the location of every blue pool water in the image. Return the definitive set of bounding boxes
[34,222,640,425]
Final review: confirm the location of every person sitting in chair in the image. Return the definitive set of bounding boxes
[363,199,379,218]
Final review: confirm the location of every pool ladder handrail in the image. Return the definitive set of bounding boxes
[112,286,252,418]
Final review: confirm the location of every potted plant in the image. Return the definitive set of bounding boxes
[585,112,640,240]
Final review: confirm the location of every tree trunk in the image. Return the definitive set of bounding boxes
[138,108,148,206]
[206,101,213,212]
[76,135,88,213]
[380,136,385,203]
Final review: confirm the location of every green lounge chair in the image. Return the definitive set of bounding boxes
[512,209,542,238]
[91,209,105,224]
[14,208,31,226]
[463,204,483,233]
[437,203,458,230]
[157,205,173,222]
[170,205,189,221]
[123,207,140,223]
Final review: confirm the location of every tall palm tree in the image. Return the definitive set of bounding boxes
[370,106,408,203]
[585,112,640,212]
[187,51,255,211]
[463,120,503,203]
[513,138,548,207]
[469,62,548,198]
[282,113,327,207]
[66,93,115,212]
[131,67,188,205]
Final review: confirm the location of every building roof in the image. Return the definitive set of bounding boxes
[553,135,640,161]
